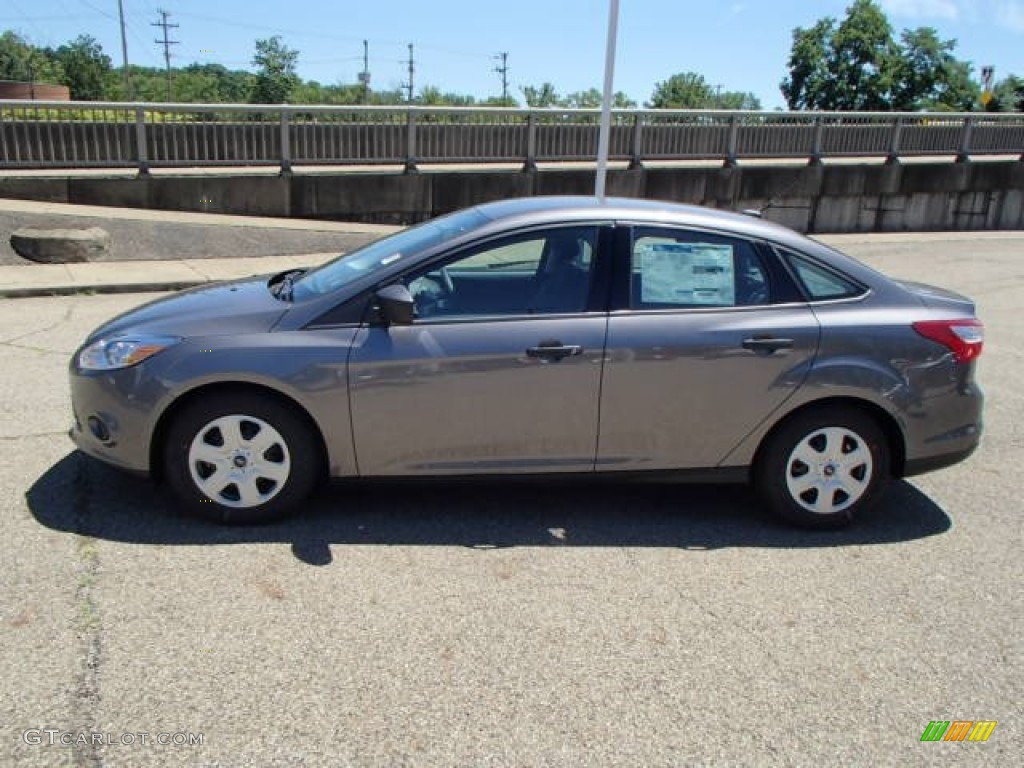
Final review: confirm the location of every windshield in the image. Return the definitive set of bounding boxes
[292,207,491,300]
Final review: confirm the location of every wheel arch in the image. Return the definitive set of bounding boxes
[149,381,330,484]
[752,396,907,480]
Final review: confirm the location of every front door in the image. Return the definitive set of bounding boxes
[348,225,609,476]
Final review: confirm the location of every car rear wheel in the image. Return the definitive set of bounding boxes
[163,392,321,524]
[755,407,890,529]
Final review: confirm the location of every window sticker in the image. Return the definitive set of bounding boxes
[636,241,735,305]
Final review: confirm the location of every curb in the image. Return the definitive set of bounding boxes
[0,280,206,299]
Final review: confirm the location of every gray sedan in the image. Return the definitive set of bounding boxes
[69,196,984,528]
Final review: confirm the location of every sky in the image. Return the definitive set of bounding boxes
[2,0,1022,108]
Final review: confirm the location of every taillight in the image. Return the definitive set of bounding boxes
[912,319,984,363]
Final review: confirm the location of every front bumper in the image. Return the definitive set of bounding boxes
[68,365,166,475]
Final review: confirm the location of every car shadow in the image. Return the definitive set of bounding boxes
[26,451,952,566]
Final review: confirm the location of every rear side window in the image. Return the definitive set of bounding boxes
[629,227,771,309]
[781,250,865,301]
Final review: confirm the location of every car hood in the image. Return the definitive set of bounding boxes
[896,280,976,314]
[84,276,289,342]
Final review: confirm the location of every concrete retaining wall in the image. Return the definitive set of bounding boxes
[2,160,1022,233]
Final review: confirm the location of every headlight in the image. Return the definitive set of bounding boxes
[77,335,180,371]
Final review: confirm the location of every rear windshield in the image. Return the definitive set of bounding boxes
[293,207,491,300]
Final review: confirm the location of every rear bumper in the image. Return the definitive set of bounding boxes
[900,378,983,478]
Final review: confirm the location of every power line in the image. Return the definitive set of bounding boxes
[75,0,117,20]
[0,14,95,22]
[152,8,180,101]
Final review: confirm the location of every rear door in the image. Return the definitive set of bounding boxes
[597,225,820,470]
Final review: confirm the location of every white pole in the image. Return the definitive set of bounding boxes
[595,0,621,200]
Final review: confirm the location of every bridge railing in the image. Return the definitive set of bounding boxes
[2,101,1022,172]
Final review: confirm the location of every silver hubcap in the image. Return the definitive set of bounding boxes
[785,426,873,515]
[188,414,291,508]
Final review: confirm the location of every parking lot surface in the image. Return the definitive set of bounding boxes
[1,236,1020,766]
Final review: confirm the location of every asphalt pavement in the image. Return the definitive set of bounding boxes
[0,204,1021,766]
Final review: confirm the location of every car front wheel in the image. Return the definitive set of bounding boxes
[755,407,890,529]
[163,392,322,524]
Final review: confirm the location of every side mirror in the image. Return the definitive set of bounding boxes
[375,284,415,326]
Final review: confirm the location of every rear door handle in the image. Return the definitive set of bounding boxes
[742,336,794,354]
[526,343,583,362]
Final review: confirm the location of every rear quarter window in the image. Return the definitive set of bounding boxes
[779,249,865,301]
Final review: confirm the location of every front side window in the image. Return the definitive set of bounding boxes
[629,227,770,309]
[403,226,599,320]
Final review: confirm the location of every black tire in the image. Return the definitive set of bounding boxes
[163,392,322,524]
[754,406,891,529]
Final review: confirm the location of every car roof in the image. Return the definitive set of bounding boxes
[470,195,796,240]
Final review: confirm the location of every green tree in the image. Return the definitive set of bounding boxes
[367,87,407,105]
[647,72,757,109]
[521,82,559,107]
[892,27,976,110]
[781,0,897,110]
[292,81,366,105]
[559,88,637,109]
[177,63,253,103]
[103,66,168,101]
[481,95,519,107]
[987,75,1024,112]
[780,18,833,110]
[561,88,602,108]
[648,72,714,108]
[830,0,896,110]
[716,91,762,110]
[781,0,979,110]
[417,85,477,106]
[612,91,638,109]
[49,35,111,100]
[0,30,64,84]
[250,36,299,103]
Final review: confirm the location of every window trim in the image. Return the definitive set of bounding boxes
[614,224,789,313]
[370,222,616,326]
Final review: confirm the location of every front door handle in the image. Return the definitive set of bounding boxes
[526,342,583,362]
[742,336,794,354]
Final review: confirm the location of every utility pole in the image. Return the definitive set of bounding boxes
[358,39,370,104]
[152,9,180,101]
[493,52,509,104]
[117,0,133,100]
[403,43,415,103]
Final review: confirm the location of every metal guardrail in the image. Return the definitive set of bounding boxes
[2,101,1023,172]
